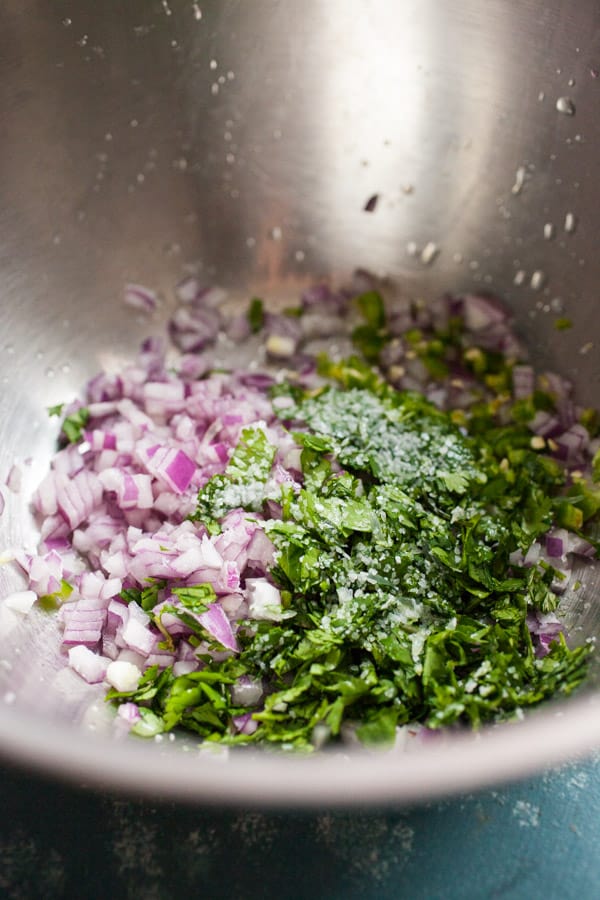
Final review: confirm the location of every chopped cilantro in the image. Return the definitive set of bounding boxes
[191,425,276,530]
[172,583,216,613]
[121,581,165,612]
[48,402,90,443]
[38,579,73,611]
[247,297,264,333]
[554,317,573,331]
[62,407,90,443]
[351,290,387,361]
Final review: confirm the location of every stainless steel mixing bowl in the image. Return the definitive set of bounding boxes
[0,0,599,805]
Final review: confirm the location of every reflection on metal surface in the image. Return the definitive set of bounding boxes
[0,0,599,802]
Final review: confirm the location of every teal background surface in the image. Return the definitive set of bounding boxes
[1,752,598,899]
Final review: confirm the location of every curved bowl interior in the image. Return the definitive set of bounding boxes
[0,0,599,804]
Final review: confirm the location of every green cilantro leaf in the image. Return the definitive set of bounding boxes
[247,297,264,333]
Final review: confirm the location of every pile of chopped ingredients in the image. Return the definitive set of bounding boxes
[8,275,600,750]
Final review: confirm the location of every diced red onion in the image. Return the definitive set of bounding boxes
[62,605,106,647]
[55,470,103,532]
[106,659,142,692]
[553,424,589,464]
[226,313,252,344]
[529,411,563,439]
[232,712,259,735]
[231,674,263,707]
[168,306,221,353]
[117,702,142,725]
[301,283,335,309]
[175,276,203,304]
[461,293,511,332]
[141,445,196,494]
[526,611,565,658]
[6,463,22,494]
[198,603,239,652]
[546,529,568,559]
[68,645,110,683]
[124,283,159,313]
[566,535,596,558]
[119,615,157,657]
[3,590,37,614]
[512,365,535,400]
[173,660,199,676]
[245,578,282,621]
[102,633,119,660]
[245,529,275,574]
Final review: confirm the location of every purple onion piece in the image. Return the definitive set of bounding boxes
[124,283,158,313]
[461,293,511,332]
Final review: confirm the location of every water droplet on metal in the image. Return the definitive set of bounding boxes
[530,270,546,291]
[295,250,305,262]
[192,3,202,20]
[406,241,418,257]
[538,91,545,101]
[452,252,463,264]
[511,166,526,195]
[564,212,577,233]
[210,59,218,70]
[270,227,282,241]
[556,96,575,115]
[543,223,554,240]
[513,270,526,286]
[420,242,439,265]
[550,297,564,312]
[567,78,576,87]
